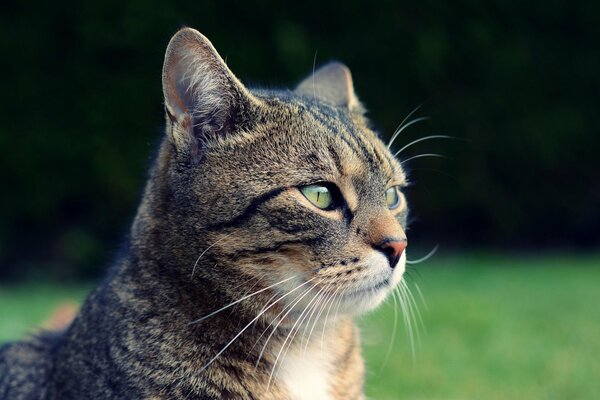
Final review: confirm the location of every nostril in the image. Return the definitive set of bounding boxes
[382,246,396,257]
[374,238,407,269]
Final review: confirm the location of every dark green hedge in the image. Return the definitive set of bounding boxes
[1,1,598,279]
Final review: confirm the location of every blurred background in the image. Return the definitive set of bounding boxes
[1,1,598,398]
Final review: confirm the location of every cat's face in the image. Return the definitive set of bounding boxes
[160,28,408,317]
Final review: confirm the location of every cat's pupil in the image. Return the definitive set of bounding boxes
[300,184,333,209]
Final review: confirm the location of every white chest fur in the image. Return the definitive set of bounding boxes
[277,344,333,400]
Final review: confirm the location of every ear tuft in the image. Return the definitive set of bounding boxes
[162,28,254,158]
[295,62,363,112]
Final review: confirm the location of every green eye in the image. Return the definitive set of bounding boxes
[386,187,401,209]
[300,184,333,209]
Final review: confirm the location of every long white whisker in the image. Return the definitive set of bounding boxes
[230,272,266,291]
[396,285,415,359]
[400,280,423,332]
[255,278,324,368]
[198,277,316,372]
[387,104,425,148]
[292,285,328,352]
[379,287,399,373]
[191,233,234,277]
[332,284,346,323]
[393,135,456,157]
[387,116,430,149]
[406,245,439,265]
[414,282,428,311]
[254,285,315,360]
[268,284,327,388]
[399,153,446,165]
[246,287,299,359]
[399,281,419,359]
[401,279,424,337]
[275,279,324,351]
[316,284,348,356]
[189,276,294,324]
[248,290,282,337]
[321,283,345,352]
[302,280,337,353]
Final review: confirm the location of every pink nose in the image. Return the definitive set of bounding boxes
[376,239,407,269]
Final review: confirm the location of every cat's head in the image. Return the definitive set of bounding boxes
[154,28,409,316]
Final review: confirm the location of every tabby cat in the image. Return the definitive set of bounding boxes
[0,28,410,399]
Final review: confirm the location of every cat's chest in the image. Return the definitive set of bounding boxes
[276,345,333,400]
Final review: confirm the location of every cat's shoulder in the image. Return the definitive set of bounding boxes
[0,332,59,399]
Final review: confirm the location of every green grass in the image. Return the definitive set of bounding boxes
[1,254,599,399]
[361,254,600,399]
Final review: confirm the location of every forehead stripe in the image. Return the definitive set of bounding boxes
[308,109,366,161]
[309,108,376,166]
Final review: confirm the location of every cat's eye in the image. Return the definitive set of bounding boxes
[300,184,334,209]
[385,186,401,209]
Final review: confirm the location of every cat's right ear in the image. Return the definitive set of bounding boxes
[162,28,256,161]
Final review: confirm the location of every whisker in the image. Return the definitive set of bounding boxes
[399,153,446,165]
[198,277,317,372]
[302,280,338,353]
[191,233,234,277]
[320,283,345,353]
[379,287,399,373]
[189,276,294,324]
[396,285,415,360]
[406,245,439,265]
[414,282,429,311]
[399,280,425,360]
[387,117,430,150]
[387,103,425,148]
[401,279,425,336]
[255,278,324,368]
[246,288,298,358]
[231,271,268,291]
[268,284,327,388]
[400,281,425,343]
[393,135,456,158]
[329,284,346,341]
[287,287,326,353]
[249,290,282,336]
[254,285,314,356]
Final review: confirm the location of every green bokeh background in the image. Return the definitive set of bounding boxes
[1,1,598,279]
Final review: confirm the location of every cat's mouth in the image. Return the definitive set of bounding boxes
[330,250,406,314]
[341,278,391,298]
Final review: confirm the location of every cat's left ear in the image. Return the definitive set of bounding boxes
[162,28,257,160]
[295,62,364,113]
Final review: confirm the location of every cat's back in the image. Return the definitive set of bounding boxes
[0,333,58,400]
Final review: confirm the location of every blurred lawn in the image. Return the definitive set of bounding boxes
[1,254,599,399]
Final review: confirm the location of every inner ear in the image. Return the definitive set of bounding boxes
[162,28,257,159]
[295,62,363,112]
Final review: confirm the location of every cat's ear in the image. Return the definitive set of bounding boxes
[162,28,256,160]
[295,62,364,113]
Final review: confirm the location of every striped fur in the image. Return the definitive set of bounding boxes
[0,28,409,399]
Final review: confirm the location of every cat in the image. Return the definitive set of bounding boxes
[0,27,409,400]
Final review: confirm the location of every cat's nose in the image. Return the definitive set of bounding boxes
[374,238,407,269]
